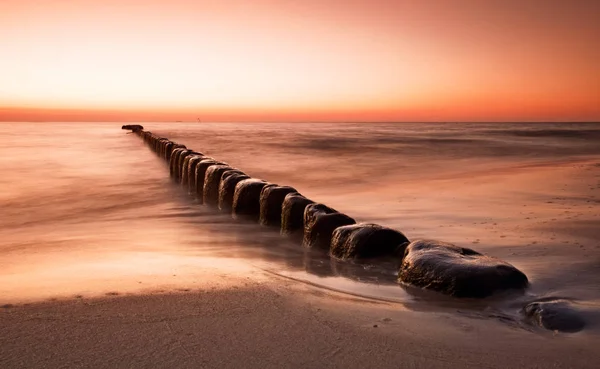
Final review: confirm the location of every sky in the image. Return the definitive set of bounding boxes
[1,0,599,122]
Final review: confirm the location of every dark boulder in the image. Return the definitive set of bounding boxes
[259,185,297,227]
[398,239,529,298]
[219,172,250,212]
[203,165,235,206]
[330,223,409,260]
[523,299,585,333]
[232,179,269,220]
[302,203,355,250]
[281,193,314,236]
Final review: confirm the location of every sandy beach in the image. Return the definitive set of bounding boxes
[2,272,599,369]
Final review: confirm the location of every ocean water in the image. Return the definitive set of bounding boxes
[1,122,599,323]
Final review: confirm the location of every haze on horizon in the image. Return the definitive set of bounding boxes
[1,0,599,123]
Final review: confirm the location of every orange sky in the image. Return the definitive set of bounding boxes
[1,0,599,122]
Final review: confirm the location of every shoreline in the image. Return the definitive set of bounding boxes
[2,271,599,369]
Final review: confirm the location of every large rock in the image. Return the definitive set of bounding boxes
[281,193,314,236]
[398,240,529,298]
[232,179,269,220]
[302,203,355,250]
[194,159,222,200]
[259,185,297,227]
[203,165,235,206]
[330,223,409,260]
[219,172,250,212]
[523,299,585,333]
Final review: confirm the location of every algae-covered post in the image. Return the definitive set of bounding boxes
[176,150,196,182]
[259,185,297,227]
[232,178,270,220]
[169,148,188,178]
[281,193,314,236]
[194,159,223,201]
[203,165,236,206]
[330,223,409,260]
[303,203,355,250]
[186,155,207,194]
[181,153,203,187]
[219,171,250,212]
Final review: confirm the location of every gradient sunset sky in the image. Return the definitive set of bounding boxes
[1,0,598,122]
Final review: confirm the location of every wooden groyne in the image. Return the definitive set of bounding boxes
[124,125,530,299]
[123,124,593,332]
[123,126,591,332]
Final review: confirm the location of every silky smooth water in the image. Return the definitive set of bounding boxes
[1,122,599,324]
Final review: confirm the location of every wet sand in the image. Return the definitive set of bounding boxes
[2,273,599,369]
[1,122,599,368]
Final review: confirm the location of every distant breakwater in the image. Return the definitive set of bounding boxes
[123,125,585,332]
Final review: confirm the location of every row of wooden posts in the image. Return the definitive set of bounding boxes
[136,129,410,261]
[125,126,530,300]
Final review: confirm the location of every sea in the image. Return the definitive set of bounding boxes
[1,122,599,323]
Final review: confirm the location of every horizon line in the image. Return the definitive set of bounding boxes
[2,120,599,124]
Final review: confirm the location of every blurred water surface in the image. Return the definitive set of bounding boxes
[1,122,599,317]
